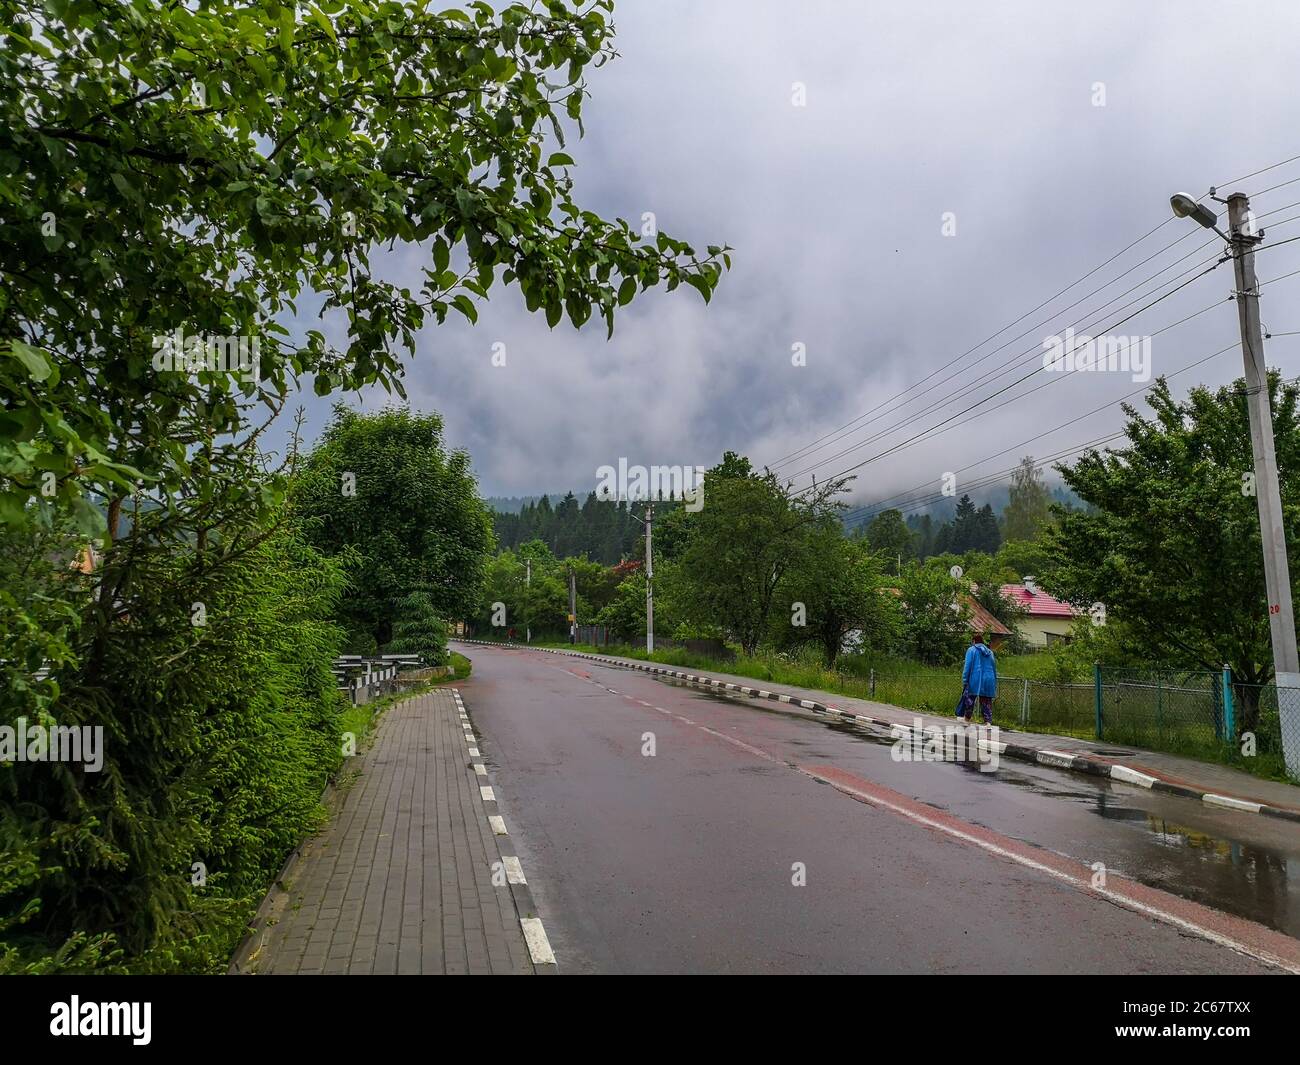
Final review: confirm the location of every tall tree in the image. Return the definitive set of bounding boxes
[974,503,1001,554]
[295,406,492,649]
[775,527,899,666]
[864,508,912,571]
[949,494,979,553]
[1003,457,1052,541]
[894,562,970,665]
[1045,375,1300,731]
[2,0,725,544]
[677,453,847,655]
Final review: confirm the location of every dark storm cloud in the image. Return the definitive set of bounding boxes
[290,0,1300,510]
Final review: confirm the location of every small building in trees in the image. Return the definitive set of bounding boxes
[999,577,1078,648]
[965,598,1012,650]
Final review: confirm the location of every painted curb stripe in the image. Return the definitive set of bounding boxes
[521,917,556,965]
[1204,793,1263,813]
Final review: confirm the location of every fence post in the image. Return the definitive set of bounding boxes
[1020,677,1029,726]
[1093,663,1104,741]
[1222,663,1235,743]
[869,668,876,698]
[1156,671,1164,741]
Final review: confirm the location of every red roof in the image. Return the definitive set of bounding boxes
[964,597,1011,636]
[999,584,1077,618]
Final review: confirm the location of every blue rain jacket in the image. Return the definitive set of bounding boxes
[962,642,997,698]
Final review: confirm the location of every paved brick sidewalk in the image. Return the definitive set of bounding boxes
[231,688,536,975]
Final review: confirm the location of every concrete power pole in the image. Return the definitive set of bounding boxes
[645,503,654,654]
[525,558,531,645]
[1229,191,1300,775]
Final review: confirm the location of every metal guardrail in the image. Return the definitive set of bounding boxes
[332,655,425,705]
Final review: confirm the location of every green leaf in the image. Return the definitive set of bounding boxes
[547,152,575,167]
[8,342,51,382]
[452,294,478,323]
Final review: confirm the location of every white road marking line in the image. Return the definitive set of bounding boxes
[468,747,481,757]
[489,815,507,835]
[474,764,487,776]
[480,786,495,801]
[503,855,527,884]
[521,917,556,965]
[806,768,1300,975]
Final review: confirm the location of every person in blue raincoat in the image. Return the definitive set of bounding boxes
[959,632,997,725]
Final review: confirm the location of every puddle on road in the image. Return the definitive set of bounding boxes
[659,676,1300,939]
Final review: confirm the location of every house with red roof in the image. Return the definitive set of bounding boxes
[965,597,1012,649]
[999,577,1079,648]
[865,587,1012,651]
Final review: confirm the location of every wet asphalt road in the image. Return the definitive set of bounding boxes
[453,642,1300,974]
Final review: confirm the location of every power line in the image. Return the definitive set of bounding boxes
[766,155,1300,476]
[848,432,1128,523]
[1221,153,1300,189]
[788,201,1300,491]
[786,259,1228,491]
[782,247,1223,482]
[840,341,1238,526]
[768,224,1205,472]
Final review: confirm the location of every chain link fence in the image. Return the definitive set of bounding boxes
[861,662,1298,780]
[1228,680,1298,774]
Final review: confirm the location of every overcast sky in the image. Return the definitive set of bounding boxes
[287,0,1300,515]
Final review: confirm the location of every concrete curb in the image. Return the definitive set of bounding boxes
[457,639,1300,825]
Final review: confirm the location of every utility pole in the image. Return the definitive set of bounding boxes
[568,565,576,645]
[645,503,654,654]
[525,558,531,644]
[1228,191,1300,775]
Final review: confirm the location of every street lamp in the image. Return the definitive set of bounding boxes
[1169,192,1222,232]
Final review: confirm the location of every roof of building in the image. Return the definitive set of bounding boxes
[882,586,1012,636]
[965,597,1012,636]
[999,583,1077,618]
